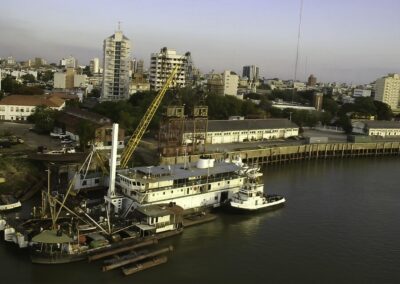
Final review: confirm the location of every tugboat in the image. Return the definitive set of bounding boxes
[229,168,285,212]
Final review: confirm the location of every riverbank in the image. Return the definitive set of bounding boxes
[0,156,43,196]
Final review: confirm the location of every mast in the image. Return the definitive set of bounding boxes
[105,123,123,215]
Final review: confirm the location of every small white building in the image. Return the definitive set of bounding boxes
[222,71,239,97]
[353,89,371,97]
[0,95,65,121]
[53,73,67,89]
[352,120,400,137]
[183,119,299,145]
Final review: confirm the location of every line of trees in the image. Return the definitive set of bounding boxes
[90,88,394,135]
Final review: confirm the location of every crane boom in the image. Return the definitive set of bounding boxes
[119,64,181,168]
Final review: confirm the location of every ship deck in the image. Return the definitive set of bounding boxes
[118,161,241,182]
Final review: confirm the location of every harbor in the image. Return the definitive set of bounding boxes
[1,157,400,283]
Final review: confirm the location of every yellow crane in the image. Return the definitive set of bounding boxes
[119,63,181,168]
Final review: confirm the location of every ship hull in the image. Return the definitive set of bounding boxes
[228,198,286,214]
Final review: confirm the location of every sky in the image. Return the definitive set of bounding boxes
[1,0,400,84]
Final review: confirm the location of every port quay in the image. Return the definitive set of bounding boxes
[161,141,400,166]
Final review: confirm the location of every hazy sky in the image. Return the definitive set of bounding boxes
[1,0,400,84]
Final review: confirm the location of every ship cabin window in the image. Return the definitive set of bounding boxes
[95,179,99,184]
[82,181,87,186]
[215,196,218,201]
[171,190,173,194]
[163,192,166,195]
[187,188,189,194]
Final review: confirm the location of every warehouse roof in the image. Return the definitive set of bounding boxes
[362,120,400,129]
[202,119,298,132]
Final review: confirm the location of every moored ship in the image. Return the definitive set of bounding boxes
[116,155,248,213]
[229,169,285,212]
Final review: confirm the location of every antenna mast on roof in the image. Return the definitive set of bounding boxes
[292,0,304,102]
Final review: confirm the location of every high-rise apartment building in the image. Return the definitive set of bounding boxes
[90,58,100,74]
[307,74,317,87]
[136,59,144,74]
[313,92,323,111]
[375,73,400,110]
[242,65,259,81]
[149,48,187,91]
[207,71,239,98]
[101,30,131,101]
[222,71,239,97]
[60,56,77,68]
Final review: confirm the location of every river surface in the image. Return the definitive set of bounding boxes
[1,157,400,283]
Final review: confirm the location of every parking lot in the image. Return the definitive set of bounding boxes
[0,122,61,152]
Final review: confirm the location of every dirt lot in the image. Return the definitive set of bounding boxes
[0,121,61,153]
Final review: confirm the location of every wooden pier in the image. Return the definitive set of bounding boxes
[160,142,400,166]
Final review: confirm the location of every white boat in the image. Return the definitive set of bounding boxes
[116,155,248,213]
[0,216,6,231]
[229,172,285,212]
[0,195,22,211]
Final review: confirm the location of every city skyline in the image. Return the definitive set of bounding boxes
[1,0,400,84]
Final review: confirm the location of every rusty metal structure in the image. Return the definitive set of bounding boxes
[158,105,208,157]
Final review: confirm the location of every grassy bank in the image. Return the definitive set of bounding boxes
[0,156,43,196]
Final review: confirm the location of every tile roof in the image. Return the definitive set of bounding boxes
[63,107,111,124]
[0,94,65,107]
[51,92,79,100]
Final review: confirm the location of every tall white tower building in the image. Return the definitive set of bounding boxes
[149,48,187,91]
[90,58,100,74]
[101,30,131,101]
[375,73,400,110]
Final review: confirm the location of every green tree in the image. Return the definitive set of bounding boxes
[354,97,376,116]
[1,75,21,93]
[21,74,36,84]
[38,70,54,82]
[29,105,57,133]
[82,66,92,77]
[337,115,352,133]
[319,111,333,125]
[66,99,81,108]
[322,97,339,115]
[88,88,101,98]
[15,86,44,95]
[373,100,393,120]
[77,120,95,151]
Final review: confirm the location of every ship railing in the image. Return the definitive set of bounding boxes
[155,221,172,228]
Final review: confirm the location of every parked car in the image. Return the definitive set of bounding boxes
[60,137,73,144]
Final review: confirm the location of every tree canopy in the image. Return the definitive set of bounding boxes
[28,105,57,133]
[1,75,44,95]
